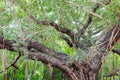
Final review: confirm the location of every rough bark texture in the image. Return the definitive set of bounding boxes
[0,25,119,80]
[0,1,119,80]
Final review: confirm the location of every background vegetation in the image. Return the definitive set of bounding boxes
[0,0,120,80]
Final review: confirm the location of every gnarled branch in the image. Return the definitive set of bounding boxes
[24,9,75,42]
[0,37,69,62]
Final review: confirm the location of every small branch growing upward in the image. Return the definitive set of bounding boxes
[77,3,100,39]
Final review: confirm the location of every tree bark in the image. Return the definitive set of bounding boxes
[0,25,120,80]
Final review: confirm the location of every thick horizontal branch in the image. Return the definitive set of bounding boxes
[29,51,79,80]
[0,37,69,62]
[0,37,91,79]
[28,52,80,80]
[0,44,73,79]
[0,37,76,79]
[27,40,69,61]
[28,52,68,71]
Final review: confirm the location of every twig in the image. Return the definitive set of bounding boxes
[48,63,54,80]
[104,68,120,77]
[0,53,21,73]
[77,3,100,39]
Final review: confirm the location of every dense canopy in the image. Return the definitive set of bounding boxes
[0,0,120,80]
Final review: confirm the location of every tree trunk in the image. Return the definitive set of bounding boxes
[63,66,99,80]
[0,25,119,80]
[63,25,120,80]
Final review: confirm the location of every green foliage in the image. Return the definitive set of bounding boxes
[0,51,44,80]
[103,53,120,80]
[43,66,67,80]
[0,0,120,79]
